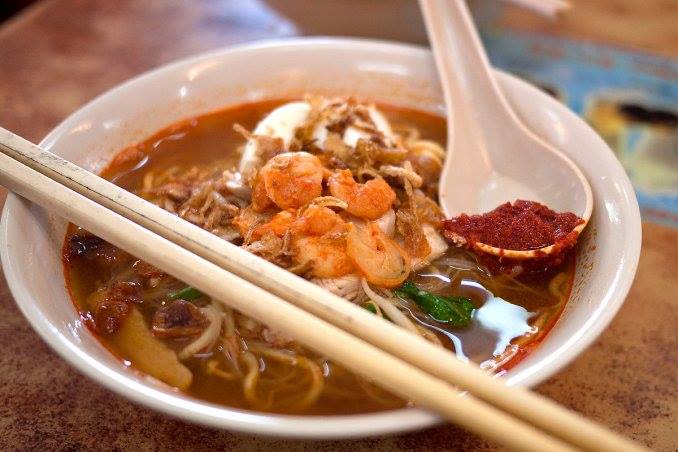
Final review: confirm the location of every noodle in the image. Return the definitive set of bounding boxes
[205,359,238,381]
[218,308,243,376]
[247,342,324,411]
[493,275,548,299]
[242,351,269,409]
[179,303,223,359]
[549,272,569,299]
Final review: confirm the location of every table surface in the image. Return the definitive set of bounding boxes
[0,1,676,450]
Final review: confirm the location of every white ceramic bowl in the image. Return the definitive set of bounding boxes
[0,38,641,439]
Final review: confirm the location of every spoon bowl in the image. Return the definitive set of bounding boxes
[420,0,593,258]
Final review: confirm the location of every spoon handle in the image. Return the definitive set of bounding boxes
[419,0,517,130]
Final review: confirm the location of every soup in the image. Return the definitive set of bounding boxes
[63,98,575,415]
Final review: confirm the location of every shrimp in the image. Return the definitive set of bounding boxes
[249,205,353,278]
[290,205,354,278]
[251,210,295,241]
[328,170,396,220]
[252,205,344,240]
[292,204,345,236]
[293,236,354,278]
[255,152,325,211]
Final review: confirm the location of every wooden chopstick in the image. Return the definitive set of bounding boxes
[0,127,644,451]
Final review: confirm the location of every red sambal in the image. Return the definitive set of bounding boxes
[442,200,584,274]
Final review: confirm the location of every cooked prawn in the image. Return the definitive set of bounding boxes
[255,152,325,211]
[248,204,353,278]
[253,205,345,241]
[293,205,345,236]
[328,170,395,220]
[292,236,354,278]
[251,210,294,241]
[290,205,353,278]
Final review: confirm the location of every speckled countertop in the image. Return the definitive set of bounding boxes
[0,1,675,450]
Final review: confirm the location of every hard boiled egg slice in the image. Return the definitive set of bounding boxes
[238,101,311,175]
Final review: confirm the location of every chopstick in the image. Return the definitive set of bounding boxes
[0,127,644,451]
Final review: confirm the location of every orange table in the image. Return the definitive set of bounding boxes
[0,1,675,450]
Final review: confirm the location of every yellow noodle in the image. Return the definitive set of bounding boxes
[247,343,324,411]
[494,275,547,299]
[205,359,238,381]
[548,272,569,299]
[241,351,270,409]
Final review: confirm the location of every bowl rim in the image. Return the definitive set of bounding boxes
[0,37,641,439]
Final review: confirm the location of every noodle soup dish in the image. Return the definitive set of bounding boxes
[64,97,578,415]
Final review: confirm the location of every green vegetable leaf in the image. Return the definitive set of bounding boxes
[169,286,204,301]
[364,302,378,314]
[394,281,474,327]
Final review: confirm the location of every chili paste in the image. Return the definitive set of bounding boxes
[442,200,584,274]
